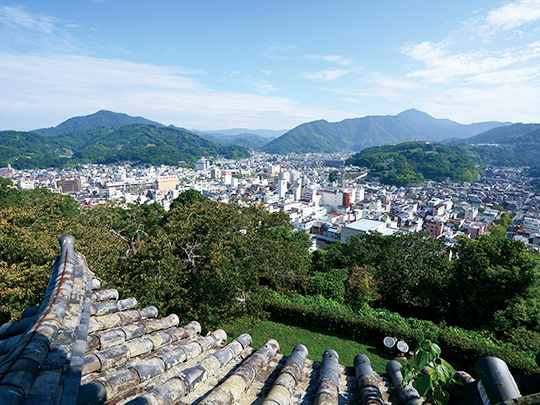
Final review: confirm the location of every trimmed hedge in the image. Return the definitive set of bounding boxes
[256,292,539,374]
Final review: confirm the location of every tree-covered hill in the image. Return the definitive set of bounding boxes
[0,124,250,169]
[346,142,482,185]
[0,130,73,169]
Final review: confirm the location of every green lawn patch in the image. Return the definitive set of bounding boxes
[221,316,389,373]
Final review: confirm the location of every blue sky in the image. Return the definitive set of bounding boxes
[1,1,540,131]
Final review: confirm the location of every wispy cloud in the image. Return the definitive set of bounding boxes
[301,68,351,81]
[401,41,516,83]
[304,54,353,66]
[401,8,540,85]
[0,5,58,33]
[0,5,82,53]
[254,81,279,94]
[262,41,298,61]
[262,42,353,67]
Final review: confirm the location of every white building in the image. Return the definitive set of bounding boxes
[195,159,210,171]
[19,179,35,190]
[341,219,398,243]
[277,179,287,199]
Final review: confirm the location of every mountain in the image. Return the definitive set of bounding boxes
[261,109,510,154]
[32,110,164,137]
[0,124,250,169]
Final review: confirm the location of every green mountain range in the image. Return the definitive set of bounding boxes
[262,109,509,154]
[0,112,250,169]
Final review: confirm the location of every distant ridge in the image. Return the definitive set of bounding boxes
[458,123,540,144]
[261,109,511,154]
[196,132,275,149]
[32,110,164,137]
[199,128,286,138]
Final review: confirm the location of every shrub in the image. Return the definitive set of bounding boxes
[254,292,539,374]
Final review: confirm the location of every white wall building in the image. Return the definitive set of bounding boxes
[277,179,287,199]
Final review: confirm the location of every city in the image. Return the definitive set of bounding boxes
[2,152,538,251]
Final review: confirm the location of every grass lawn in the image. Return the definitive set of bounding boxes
[221,316,391,373]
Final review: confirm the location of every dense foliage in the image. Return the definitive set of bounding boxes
[0,124,250,169]
[2,186,540,373]
[489,212,515,237]
[0,186,309,328]
[346,142,482,185]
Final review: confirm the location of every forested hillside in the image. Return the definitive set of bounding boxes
[471,128,540,167]
[0,124,249,169]
[346,142,481,185]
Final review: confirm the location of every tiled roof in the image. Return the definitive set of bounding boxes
[0,236,539,405]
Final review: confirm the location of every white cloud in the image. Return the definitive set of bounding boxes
[468,66,540,84]
[401,39,540,84]
[262,41,298,60]
[301,68,350,81]
[304,54,353,66]
[340,98,362,104]
[0,53,352,130]
[485,0,540,31]
[254,81,279,94]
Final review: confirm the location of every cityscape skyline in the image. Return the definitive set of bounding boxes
[1,1,540,131]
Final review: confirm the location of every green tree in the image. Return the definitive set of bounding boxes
[328,171,339,182]
[324,232,452,320]
[170,189,207,210]
[450,236,540,330]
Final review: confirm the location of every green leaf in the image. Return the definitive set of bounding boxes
[432,388,450,405]
[421,340,432,351]
[414,374,433,397]
[436,364,454,384]
[401,367,411,385]
[414,349,435,369]
[431,343,441,357]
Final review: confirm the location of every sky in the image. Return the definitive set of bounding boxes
[1,1,540,131]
